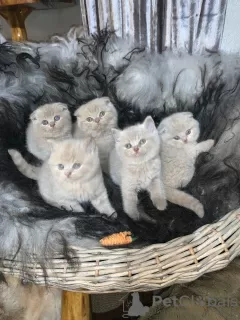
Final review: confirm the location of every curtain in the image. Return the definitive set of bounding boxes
[80,0,228,53]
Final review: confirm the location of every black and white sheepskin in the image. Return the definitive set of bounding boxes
[1,27,240,272]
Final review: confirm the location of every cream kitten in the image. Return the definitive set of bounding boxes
[110,116,166,221]
[158,112,214,218]
[0,274,61,320]
[8,139,117,218]
[27,102,72,160]
[73,97,118,172]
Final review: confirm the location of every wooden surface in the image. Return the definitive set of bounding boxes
[0,5,32,40]
[0,0,38,6]
[61,291,91,320]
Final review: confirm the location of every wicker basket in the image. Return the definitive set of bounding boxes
[1,209,239,293]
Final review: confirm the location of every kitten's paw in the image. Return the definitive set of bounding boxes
[153,198,167,211]
[205,139,215,151]
[195,203,204,218]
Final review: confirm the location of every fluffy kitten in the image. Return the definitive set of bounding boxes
[74,97,118,172]
[27,102,72,160]
[158,112,214,218]
[0,274,61,320]
[8,139,117,218]
[110,116,166,221]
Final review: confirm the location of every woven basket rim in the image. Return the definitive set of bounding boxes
[1,209,240,293]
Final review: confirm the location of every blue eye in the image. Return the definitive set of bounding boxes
[125,143,132,149]
[186,129,191,135]
[139,139,146,145]
[54,115,60,121]
[72,163,81,169]
[174,136,180,140]
[58,164,64,170]
[42,120,48,125]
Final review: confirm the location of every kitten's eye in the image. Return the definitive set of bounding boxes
[58,164,64,170]
[72,163,81,169]
[99,111,105,117]
[125,143,132,149]
[86,117,93,122]
[186,129,191,135]
[42,120,48,125]
[174,136,180,140]
[139,139,146,145]
[54,115,60,121]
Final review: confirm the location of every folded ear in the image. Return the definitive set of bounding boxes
[143,116,156,133]
[74,106,82,117]
[111,128,121,142]
[30,110,37,121]
[182,111,193,118]
[158,125,166,135]
[61,103,68,111]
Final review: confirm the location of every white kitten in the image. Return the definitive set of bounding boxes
[27,102,72,160]
[73,97,118,172]
[110,116,166,221]
[8,139,116,218]
[158,112,214,218]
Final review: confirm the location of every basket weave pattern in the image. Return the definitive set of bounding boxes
[1,209,240,293]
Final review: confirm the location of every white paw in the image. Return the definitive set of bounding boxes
[153,198,167,211]
[195,203,204,218]
[205,139,215,151]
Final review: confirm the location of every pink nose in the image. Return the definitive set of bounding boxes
[50,122,55,128]
[183,138,188,143]
[95,117,100,123]
[133,146,139,153]
[65,171,71,178]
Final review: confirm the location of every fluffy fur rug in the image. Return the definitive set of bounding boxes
[0,27,240,273]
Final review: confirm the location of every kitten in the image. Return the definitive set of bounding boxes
[8,139,117,218]
[110,116,166,221]
[27,102,72,160]
[158,112,214,218]
[0,274,61,320]
[73,97,118,172]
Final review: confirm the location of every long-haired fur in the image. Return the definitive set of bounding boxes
[0,27,240,275]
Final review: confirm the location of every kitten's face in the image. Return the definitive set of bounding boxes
[74,97,118,136]
[158,112,200,146]
[48,139,99,182]
[30,103,72,138]
[113,116,160,163]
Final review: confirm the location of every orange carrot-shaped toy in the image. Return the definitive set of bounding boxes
[100,231,137,247]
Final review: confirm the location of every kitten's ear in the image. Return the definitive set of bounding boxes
[74,106,81,118]
[84,138,97,154]
[183,112,193,118]
[62,104,68,111]
[158,126,166,135]
[30,110,37,121]
[143,116,156,133]
[102,96,112,104]
[111,128,121,142]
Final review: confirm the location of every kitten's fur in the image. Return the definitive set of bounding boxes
[0,274,61,320]
[74,97,118,172]
[27,103,72,160]
[8,139,116,218]
[158,112,214,218]
[110,116,166,221]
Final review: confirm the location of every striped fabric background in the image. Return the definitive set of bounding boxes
[80,0,228,53]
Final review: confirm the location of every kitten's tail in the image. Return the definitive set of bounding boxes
[165,186,204,218]
[8,149,39,180]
